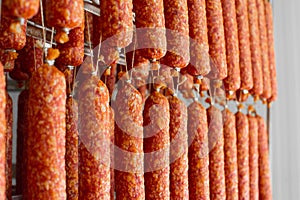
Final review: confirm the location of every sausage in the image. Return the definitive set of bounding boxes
[0,16,27,50]
[0,50,18,72]
[161,0,190,68]
[257,0,272,99]
[265,0,277,102]
[56,24,85,68]
[101,63,117,97]
[78,75,110,199]
[133,0,167,60]
[2,0,39,19]
[10,37,43,80]
[186,0,211,76]
[256,115,272,200]
[109,107,115,200]
[66,97,79,200]
[113,82,145,199]
[144,91,170,200]
[235,111,250,200]
[0,62,6,200]
[188,102,210,199]
[221,0,241,93]
[46,0,84,30]
[223,109,239,200]
[206,0,227,80]
[248,114,259,200]
[168,96,189,199]
[207,106,226,200]
[100,0,133,48]
[5,93,12,200]
[16,90,29,197]
[27,64,67,199]
[236,0,253,90]
[248,0,263,97]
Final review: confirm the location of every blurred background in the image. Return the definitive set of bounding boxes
[271,0,300,199]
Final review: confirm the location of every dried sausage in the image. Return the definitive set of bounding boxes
[256,115,272,200]
[2,0,39,19]
[221,0,241,93]
[248,114,259,200]
[114,82,145,199]
[0,62,6,200]
[56,24,85,68]
[5,93,12,200]
[78,75,110,199]
[236,0,253,90]
[169,96,189,199]
[248,0,263,96]
[223,109,239,200]
[236,111,250,199]
[133,0,167,60]
[0,16,27,50]
[207,106,226,200]
[206,0,227,80]
[265,0,277,102]
[188,102,210,199]
[257,0,272,99]
[66,97,79,200]
[186,0,211,76]
[144,91,170,200]
[46,0,84,30]
[0,50,18,73]
[161,0,190,68]
[27,64,67,199]
[100,0,133,48]
[109,107,115,200]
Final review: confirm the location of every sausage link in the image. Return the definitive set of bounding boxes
[256,115,272,200]
[248,0,263,96]
[144,91,170,200]
[10,37,43,80]
[188,102,210,199]
[168,96,189,199]
[265,0,277,102]
[56,25,85,68]
[27,64,67,199]
[16,90,29,197]
[0,62,6,200]
[236,111,250,200]
[78,75,110,199]
[206,0,227,80]
[236,0,253,90]
[187,0,210,76]
[248,115,259,200]
[222,0,241,93]
[46,0,84,30]
[207,106,226,200]
[161,0,190,68]
[109,107,115,200]
[114,82,145,199]
[133,0,167,60]
[0,16,27,50]
[100,0,133,48]
[66,97,79,200]
[223,109,239,200]
[2,0,39,19]
[0,50,18,73]
[5,93,12,200]
[257,0,272,99]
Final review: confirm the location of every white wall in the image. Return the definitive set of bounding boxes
[272,0,300,199]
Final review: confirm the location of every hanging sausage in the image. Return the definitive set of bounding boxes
[188,101,210,199]
[27,64,67,199]
[0,62,6,200]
